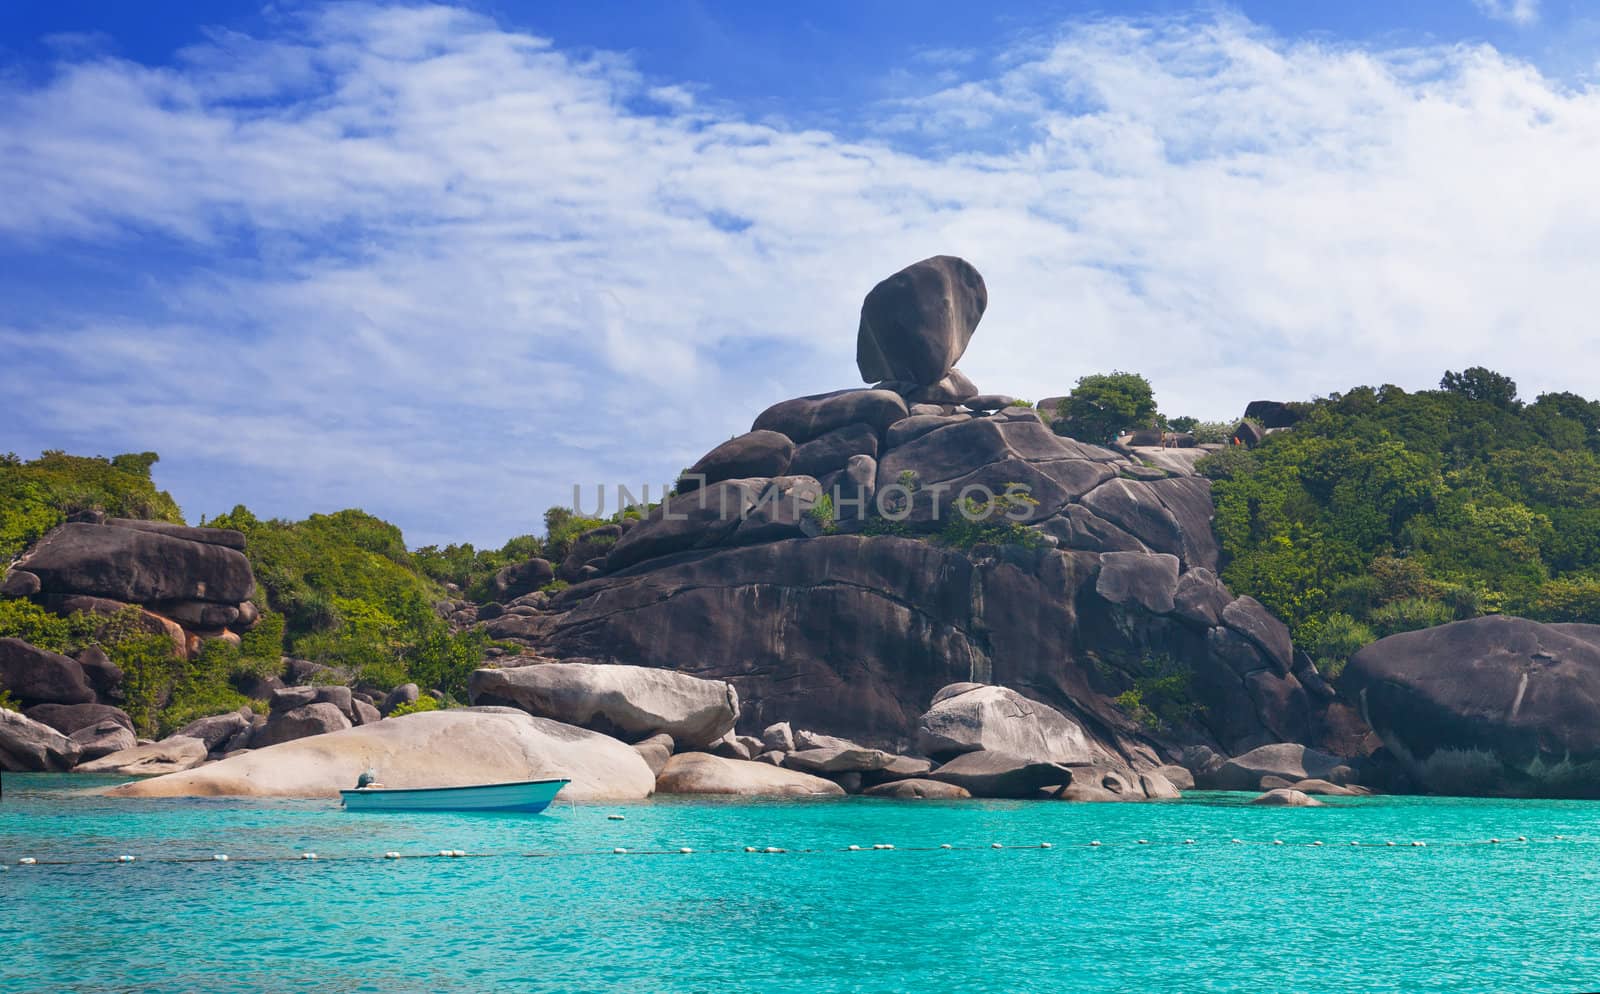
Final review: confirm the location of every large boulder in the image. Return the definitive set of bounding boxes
[77,736,208,776]
[925,751,1074,798]
[16,521,254,604]
[0,638,95,706]
[1341,616,1600,797]
[1250,788,1322,807]
[1094,552,1180,615]
[490,558,555,601]
[175,710,252,752]
[253,702,352,749]
[655,752,844,797]
[753,389,909,445]
[787,424,879,480]
[70,720,138,761]
[23,702,133,736]
[1204,743,1353,792]
[0,708,81,771]
[468,661,738,749]
[916,684,1111,765]
[863,778,972,799]
[1078,477,1220,571]
[679,431,795,492]
[856,256,987,386]
[105,708,656,801]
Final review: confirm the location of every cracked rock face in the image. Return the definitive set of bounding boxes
[1342,616,1600,797]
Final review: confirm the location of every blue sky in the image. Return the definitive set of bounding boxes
[2,0,1598,547]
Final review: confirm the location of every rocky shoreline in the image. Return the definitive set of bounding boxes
[6,256,1600,802]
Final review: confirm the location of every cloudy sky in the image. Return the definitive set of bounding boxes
[2,1,1598,547]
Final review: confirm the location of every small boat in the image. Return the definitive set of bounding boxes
[340,778,570,813]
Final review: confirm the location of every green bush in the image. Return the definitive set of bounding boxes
[1368,597,1458,639]
[1308,613,1375,679]
[1113,654,1202,731]
[0,450,183,562]
[938,487,1044,551]
[388,694,440,717]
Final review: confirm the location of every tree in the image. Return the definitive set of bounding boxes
[1440,367,1520,411]
[1053,372,1158,444]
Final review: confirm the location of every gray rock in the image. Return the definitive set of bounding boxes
[783,745,892,774]
[753,389,909,445]
[153,600,240,628]
[23,702,133,736]
[905,369,979,406]
[1052,764,1145,802]
[0,568,41,598]
[1221,596,1294,673]
[1156,764,1195,790]
[787,423,879,480]
[0,638,94,706]
[605,479,766,572]
[351,700,381,726]
[1078,476,1220,571]
[754,750,785,766]
[0,707,81,771]
[70,719,137,761]
[712,735,754,761]
[16,521,254,604]
[490,558,555,601]
[176,710,251,751]
[1034,506,1150,555]
[1172,568,1233,628]
[655,752,845,797]
[1250,788,1322,807]
[75,735,207,776]
[863,777,972,799]
[760,721,795,753]
[467,661,739,749]
[856,255,987,386]
[926,751,1074,798]
[885,413,972,449]
[632,732,675,777]
[1341,615,1600,797]
[381,683,421,716]
[1289,778,1364,797]
[917,684,1110,765]
[1095,552,1180,614]
[559,525,623,582]
[1205,743,1352,792]
[104,518,246,550]
[271,685,353,719]
[679,431,795,492]
[253,702,352,749]
[963,394,1017,412]
[1140,770,1183,799]
[731,476,823,546]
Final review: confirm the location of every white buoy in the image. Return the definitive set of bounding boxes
[300,853,317,860]
[1489,838,1500,844]
[117,855,136,863]
[1517,836,1528,842]
[847,845,861,851]
[991,843,1003,849]
[18,858,36,865]
[1231,838,1243,844]
[1183,839,1195,845]
[607,814,625,821]
[438,849,453,857]
[613,848,627,854]
[212,854,229,862]
[1311,841,1324,847]
[678,847,693,854]
[939,844,953,850]
[1350,841,1359,846]
[1385,841,1396,847]
[764,847,785,854]
[744,846,758,853]
[1411,841,1425,847]
[1040,842,1053,849]
[1137,839,1149,845]
[1089,841,1102,847]
[384,851,402,859]
[873,844,893,850]
[1273,840,1284,846]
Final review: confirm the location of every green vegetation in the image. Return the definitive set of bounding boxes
[937,487,1044,551]
[808,492,837,534]
[1109,653,1203,731]
[1202,369,1600,673]
[388,694,440,718]
[1053,372,1159,444]
[0,450,182,564]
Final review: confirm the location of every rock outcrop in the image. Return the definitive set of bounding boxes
[105,708,656,801]
[1341,616,1600,797]
[0,638,95,707]
[0,708,81,771]
[856,255,987,386]
[467,661,739,749]
[76,736,208,776]
[654,752,846,797]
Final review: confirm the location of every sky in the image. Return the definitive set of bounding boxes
[2,1,1599,548]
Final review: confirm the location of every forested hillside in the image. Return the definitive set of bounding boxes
[1199,369,1600,675]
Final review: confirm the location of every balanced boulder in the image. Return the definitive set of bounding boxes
[105,708,655,801]
[468,661,738,749]
[856,255,987,386]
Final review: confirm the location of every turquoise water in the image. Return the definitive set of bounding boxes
[5,775,1600,993]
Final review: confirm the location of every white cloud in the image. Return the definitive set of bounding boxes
[1473,0,1540,26]
[2,5,1599,545]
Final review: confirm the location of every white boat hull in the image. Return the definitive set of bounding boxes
[340,778,569,813]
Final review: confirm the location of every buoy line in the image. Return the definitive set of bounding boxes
[2,835,1576,869]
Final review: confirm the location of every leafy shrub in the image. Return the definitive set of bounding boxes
[388,695,440,718]
[1368,597,1458,639]
[937,487,1044,551]
[0,685,19,712]
[1308,613,1375,679]
[0,450,183,561]
[808,493,836,534]
[1113,654,1202,731]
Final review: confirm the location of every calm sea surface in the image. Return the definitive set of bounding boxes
[4,774,1599,993]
